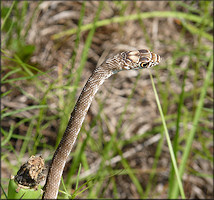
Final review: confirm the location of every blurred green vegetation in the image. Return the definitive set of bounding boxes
[1,1,213,199]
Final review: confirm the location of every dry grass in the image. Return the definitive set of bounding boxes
[1,1,213,199]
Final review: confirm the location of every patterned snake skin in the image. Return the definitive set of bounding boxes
[43,49,161,199]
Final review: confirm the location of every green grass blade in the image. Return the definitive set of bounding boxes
[115,144,144,197]
[1,68,48,83]
[13,54,34,76]
[52,11,212,39]
[1,1,16,31]
[1,105,48,119]
[149,72,186,199]
[19,122,34,158]
[170,55,213,198]
[181,20,213,41]
[57,1,103,145]
[76,163,82,191]
[70,1,86,72]
[168,68,187,197]
[1,125,14,147]
[1,90,12,98]
[60,175,69,199]
[1,183,7,199]
[144,130,164,198]
[1,68,21,82]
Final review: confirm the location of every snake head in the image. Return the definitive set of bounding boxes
[121,49,161,70]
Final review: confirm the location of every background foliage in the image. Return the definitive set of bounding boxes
[1,1,213,199]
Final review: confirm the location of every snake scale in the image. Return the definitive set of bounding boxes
[42,49,161,199]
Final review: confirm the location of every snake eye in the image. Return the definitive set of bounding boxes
[141,63,148,68]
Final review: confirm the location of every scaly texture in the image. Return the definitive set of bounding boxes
[43,49,161,199]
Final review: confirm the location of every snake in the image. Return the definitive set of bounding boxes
[42,49,161,199]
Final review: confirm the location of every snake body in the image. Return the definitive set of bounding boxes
[43,49,161,199]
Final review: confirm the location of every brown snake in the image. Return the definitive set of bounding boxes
[42,49,161,199]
